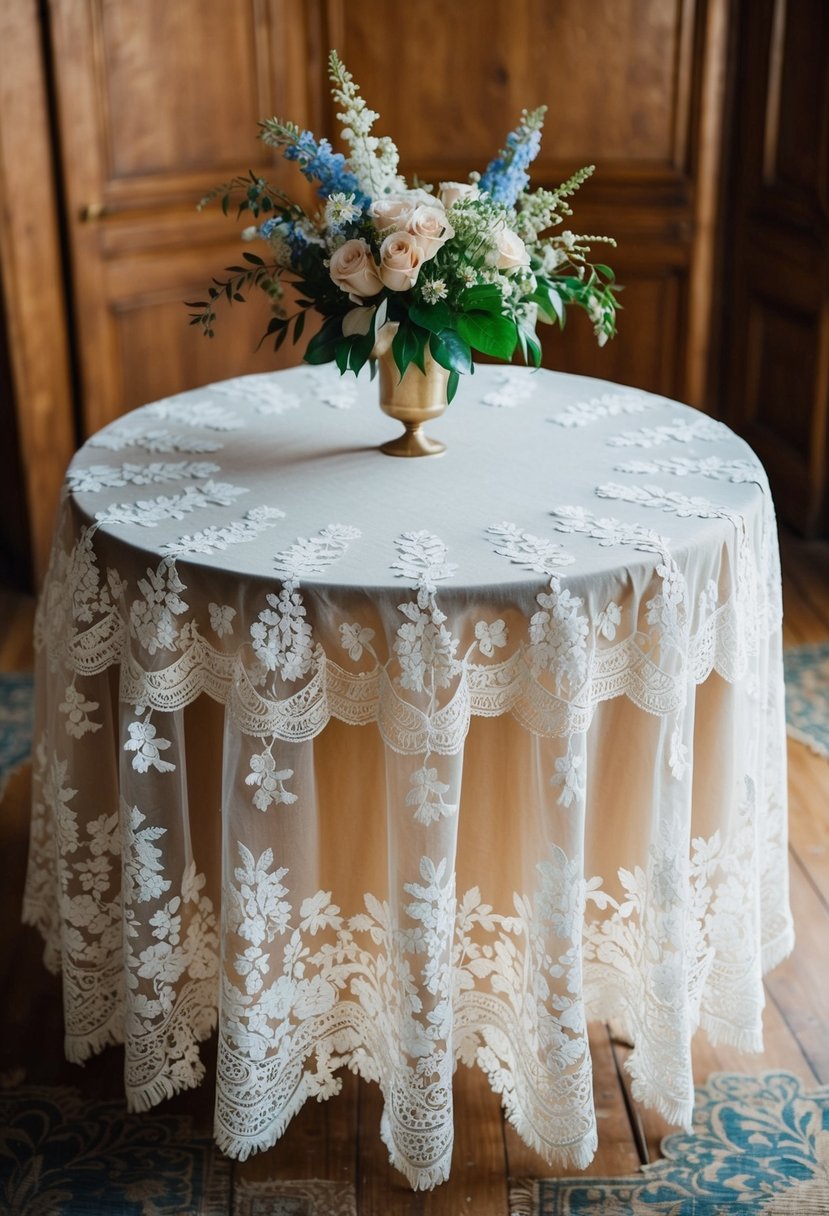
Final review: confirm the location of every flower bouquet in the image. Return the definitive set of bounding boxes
[188,51,620,455]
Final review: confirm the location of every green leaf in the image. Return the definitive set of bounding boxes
[304,317,341,365]
[446,370,460,403]
[532,283,566,326]
[293,311,306,343]
[408,300,453,335]
[456,311,518,359]
[392,323,427,379]
[243,251,264,266]
[429,329,473,376]
[518,323,542,368]
[458,284,504,312]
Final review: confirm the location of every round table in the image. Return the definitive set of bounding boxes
[24,364,793,1190]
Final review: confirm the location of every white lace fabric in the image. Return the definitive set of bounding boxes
[23,366,793,1190]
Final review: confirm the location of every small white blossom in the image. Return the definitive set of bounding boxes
[474,619,508,657]
[421,278,448,304]
[324,191,360,228]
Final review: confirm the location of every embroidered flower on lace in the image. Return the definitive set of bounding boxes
[144,398,244,431]
[596,601,622,640]
[274,524,362,580]
[245,751,298,812]
[65,461,221,494]
[208,374,301,416]
[486,522,574,574]
[474,619,508,657]
[550,391,657,428]
[124,718,176,774]
[669,723,689,780]
[251,586,313,681]
[395,600,460,693]
[123,807,171,903]
[529,579,589,686]
[96,480,248,530]
[551,744,585,807]
[129,560,188,655]
[208,603,236,638]
[391,533,461,694]
[481,368,538,408]
[698,579,719,620]
[339,622,375,662]
[607,418,729,448]
[122,803,218,1049]
[44,756,79,852]
[59,682,102,739]
[405,765,458,825]
[87,428,224,454]
[160,505,285,557]
[391,531,458,595]
[306,368,358,410]
[550,505,668,556]
[597,482,726,520]
[614,455,763,484]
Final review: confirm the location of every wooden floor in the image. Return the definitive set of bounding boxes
[1,531,828,1214]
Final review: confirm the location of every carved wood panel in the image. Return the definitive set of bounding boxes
[719,0,829,534]
[48,0,318,435]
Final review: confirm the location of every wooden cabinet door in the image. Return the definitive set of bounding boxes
[324,0,730,407]
[718,0,829,534]
[48,0,318,436]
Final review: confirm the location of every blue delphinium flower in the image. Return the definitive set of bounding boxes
[283,130,369,206]
[480,107,546,208]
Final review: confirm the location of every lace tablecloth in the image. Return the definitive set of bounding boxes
[24,364,793,1189]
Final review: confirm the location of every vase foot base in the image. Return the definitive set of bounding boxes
[380,428,446,458]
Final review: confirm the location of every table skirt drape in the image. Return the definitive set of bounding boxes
[23,465,793,1189]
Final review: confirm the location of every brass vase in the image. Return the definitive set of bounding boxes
[376,347,450,458]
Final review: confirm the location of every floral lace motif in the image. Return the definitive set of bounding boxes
[209,374,301,415]
[87,428,224,454]
[614,455,765,484]
[550,390,658,428]
[96,481,248,530]
[65,461,221,494]
[480,367,539,408]
[608,417,730,448]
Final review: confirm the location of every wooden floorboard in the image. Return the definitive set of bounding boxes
[1,525,828,1209]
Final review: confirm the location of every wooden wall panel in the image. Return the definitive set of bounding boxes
[719,0,829,534]
[48,0,320,436]
[0,0,75,585]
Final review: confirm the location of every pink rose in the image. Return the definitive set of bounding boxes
[329,239,383,300]
[369,189,439,232]
[406,205,454,259]
[378,231,425,291]
[490,225,530,271]
[438,181,479,208]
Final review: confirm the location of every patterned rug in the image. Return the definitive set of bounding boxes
[0,1083,230,1215]
[0,1081,358,1214]
[509,1071,829,1215]
[784,642,829,758]
[0,672,34,797]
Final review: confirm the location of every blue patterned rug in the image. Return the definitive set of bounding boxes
[0,672,33,797]
[510,1071,829,1215]
[0,1083,231,1215]
[784,642,829,759]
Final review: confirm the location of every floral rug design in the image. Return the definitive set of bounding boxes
[0,672,34,797]
[510,1071,829,1215]
[0,1083,231,1214]
[784,642,829,758]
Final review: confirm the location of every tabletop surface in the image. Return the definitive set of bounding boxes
[66,364,768,594]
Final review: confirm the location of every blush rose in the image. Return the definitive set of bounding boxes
[328,239,383,300]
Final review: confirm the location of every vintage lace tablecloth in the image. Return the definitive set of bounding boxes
[24,364,794,1189]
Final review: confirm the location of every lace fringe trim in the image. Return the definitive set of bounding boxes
[43,591,784,747]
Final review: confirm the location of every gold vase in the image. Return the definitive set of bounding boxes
[376,347,450,458]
